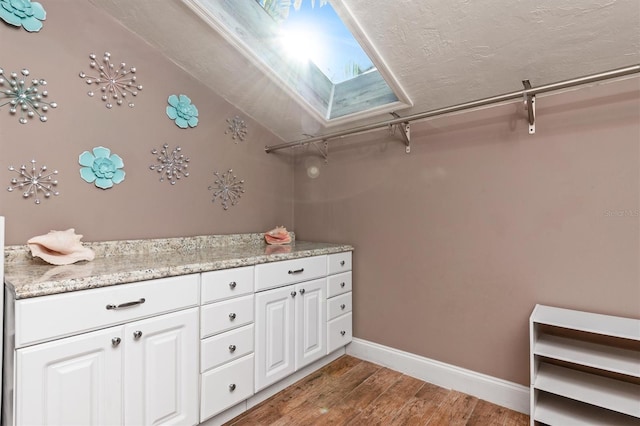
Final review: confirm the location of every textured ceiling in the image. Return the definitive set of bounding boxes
[90,0,639,143]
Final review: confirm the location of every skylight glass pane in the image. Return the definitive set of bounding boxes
[255,0,374,83]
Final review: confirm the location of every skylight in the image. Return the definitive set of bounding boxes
[183,0,411,123]
[258,0,374,84]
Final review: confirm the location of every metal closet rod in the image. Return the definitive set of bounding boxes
[265,64,640,153]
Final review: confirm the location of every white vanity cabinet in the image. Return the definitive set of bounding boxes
[254,256,328,391]
[4,244,354,426]
[199,266,256,422]
[8,274,200,426]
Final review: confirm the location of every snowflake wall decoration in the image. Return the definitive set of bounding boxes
[208,169,245,210]
[0,68,57,124]
[7,159,59,204]
[225,116,248,142]
[79,52,142,108]
[149,144,190,184]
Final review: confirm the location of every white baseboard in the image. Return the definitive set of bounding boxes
[346,338,530,415]
[201,340,529,425]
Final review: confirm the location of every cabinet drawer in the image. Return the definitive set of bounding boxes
[201,324,254,372]
[200,354,254,422]
[201,266,254,304]
[327,252,352,275]
[255,255,326,292]
[327,292,352,321]
[327,272,352,298]
[201,294,254,338]
[15,274,200,348]
[327,313,353,354]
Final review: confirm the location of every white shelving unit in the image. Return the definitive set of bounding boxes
[530,304,640,426]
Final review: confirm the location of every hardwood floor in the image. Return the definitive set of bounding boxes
[225,355,529,425]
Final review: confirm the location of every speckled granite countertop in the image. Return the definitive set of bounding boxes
[4,233,353,300]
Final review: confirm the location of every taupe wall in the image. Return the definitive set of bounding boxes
[0,1,293,245]
[294,78,639,386]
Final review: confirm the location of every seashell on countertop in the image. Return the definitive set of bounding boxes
[27,229,95,265]
[264,226,292,245]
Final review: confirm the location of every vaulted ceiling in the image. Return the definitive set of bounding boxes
[90,0,639,143]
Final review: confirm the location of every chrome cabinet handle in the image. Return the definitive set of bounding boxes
[288,268,304,274]
[229,384,236,391]
[112,337,121,347]
[340,331,346,336]
[106,298,146,310]
[340,260,345,266]
[340,304,346,310]
[340,282,345,288]
[291,291,297,297]
[133,330,143,339]
[229,313,236,320]
[299,288,306,295]
[229,281,237,289]
[229,344,236,352]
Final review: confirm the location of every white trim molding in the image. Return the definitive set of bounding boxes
[346,338,530,415]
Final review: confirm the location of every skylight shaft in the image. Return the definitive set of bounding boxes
[184,0,411,123]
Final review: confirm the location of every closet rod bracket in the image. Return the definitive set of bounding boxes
[390,112,411,153]
[312,140,329,162]
[522,80,536,134]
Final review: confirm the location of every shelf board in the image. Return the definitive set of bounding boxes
[535,334,640,378]
[535,363,640,417]
[531,305,640,341]
[535,392,640,426]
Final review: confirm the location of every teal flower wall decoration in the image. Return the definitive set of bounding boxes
[79,146,125,190]
[0,0,46,32]
[166,94,198,128]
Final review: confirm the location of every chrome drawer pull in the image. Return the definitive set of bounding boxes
[340,331,346,336]
[112,337,121,347]
[291,291,297,297]
[106,298,146,310]
[229,344,236,352]
[340,304,346,310]
[340,282,345,288]
[288,268,304,274]
[229,313,237,320]
[229,281,237,289]
[133,330,143,339]
[299,288,306,295]
[229,383,236,391]
[340,260,345,266]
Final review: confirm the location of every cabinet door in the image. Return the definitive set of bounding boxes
[16,326,123,426]
[255,285,295,391]
[123,308,199,426]
[295,278,327,370]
